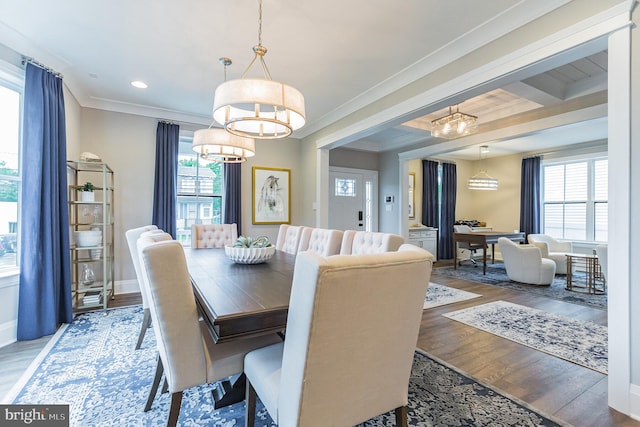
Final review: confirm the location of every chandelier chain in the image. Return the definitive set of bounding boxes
[258,0,263,46]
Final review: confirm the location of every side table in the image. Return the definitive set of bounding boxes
[565,252,606,295]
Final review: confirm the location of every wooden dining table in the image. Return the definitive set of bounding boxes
[184,247,295,408]
[184,247,296,343]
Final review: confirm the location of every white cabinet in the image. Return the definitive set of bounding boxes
[408,228,437,259]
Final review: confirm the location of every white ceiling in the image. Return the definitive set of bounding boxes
[0,0,607,158]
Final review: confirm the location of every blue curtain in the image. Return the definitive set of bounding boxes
[17,63,72,340]
[421,160,439,228]
[223,163,242,235]
[520,156,541,237]
[439,162,457,260]
[152,122,179,238]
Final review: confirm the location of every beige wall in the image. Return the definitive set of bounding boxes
[457,154,521,232]
[78,108,157,283]
[241,138,302,243]
[76,108,304,283]
[410,155,522,233]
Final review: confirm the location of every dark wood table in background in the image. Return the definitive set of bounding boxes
[453,231,526,274]
[184,247,295,343]
[184,248,295,408]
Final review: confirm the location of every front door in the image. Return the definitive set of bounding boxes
[329,167,378,231]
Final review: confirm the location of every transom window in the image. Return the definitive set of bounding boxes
[542,156,607,242]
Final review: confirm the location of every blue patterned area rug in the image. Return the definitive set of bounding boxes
[433,263,607,310]
[424,282,481,309]
[444,300,608,374]
[6,306,569,426]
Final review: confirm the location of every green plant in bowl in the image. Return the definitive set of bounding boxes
[82,182,95,192]
[233,235,273,248]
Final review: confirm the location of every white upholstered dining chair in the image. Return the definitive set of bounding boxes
[275,224,306,254]
[138,239,280,427]
[243,244,434,427]
[339,230,404,255]
[297,227,343,256]
[125,224,159,350]
[191,223,238,248]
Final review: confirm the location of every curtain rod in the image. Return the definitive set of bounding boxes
[21,56,63,79]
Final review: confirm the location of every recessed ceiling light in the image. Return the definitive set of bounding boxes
[131,80,148,89]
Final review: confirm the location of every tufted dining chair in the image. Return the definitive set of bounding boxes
[297,227,344,256]
[596,244,608,281]
[275,224,306,254]
[339,230,404,255]
[244,244,433,427]
[125,224,159,350]
[138,239,280,427]
[191,223,238,248]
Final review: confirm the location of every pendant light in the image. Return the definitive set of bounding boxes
[431,104,478,139]
[212,0,305,139]
[468,145,498,190]
[193,58,256,163]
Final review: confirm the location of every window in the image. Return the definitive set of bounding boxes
[542,157,607,242]
[176,137,223,247]
[0,63,23,274]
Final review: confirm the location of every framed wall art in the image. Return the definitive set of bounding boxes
[252,166,291,224]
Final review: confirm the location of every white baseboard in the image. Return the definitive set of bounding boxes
[0,320,17,349]
[115,279,141,296]
[630,384,640,421]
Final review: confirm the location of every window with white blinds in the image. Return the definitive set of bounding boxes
[542,157,607,242]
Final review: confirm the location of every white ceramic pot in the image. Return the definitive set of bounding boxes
[80,191,95,202]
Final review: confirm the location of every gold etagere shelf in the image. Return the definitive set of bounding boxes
[67,160,115,311]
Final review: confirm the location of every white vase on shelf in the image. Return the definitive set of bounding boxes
[80,191,94,202]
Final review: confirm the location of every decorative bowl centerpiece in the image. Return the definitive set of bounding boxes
[225,235,275,264]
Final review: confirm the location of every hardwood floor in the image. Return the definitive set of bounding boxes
[419,269,638,426]
[1,274,639,426]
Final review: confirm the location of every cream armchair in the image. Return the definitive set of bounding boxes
[527,234,573,274]
[498,237,556,285]
[244,245,433,427]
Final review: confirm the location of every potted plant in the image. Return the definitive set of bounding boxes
[80,182,95,202]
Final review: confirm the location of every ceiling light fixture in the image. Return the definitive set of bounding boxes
[431,104,477,139]
[212,0,305,139]
[468,145,498,190]
[130,80,147,89]
[193,58,256,163]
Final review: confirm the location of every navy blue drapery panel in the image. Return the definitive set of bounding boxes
[223,163,242,235]
[18,63,72,340]
[439,162,457,260]
[421,160,439,228]
[152,122,179,238]
[520,156,541,237]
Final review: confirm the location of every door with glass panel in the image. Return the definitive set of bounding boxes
[329,167,378,232]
